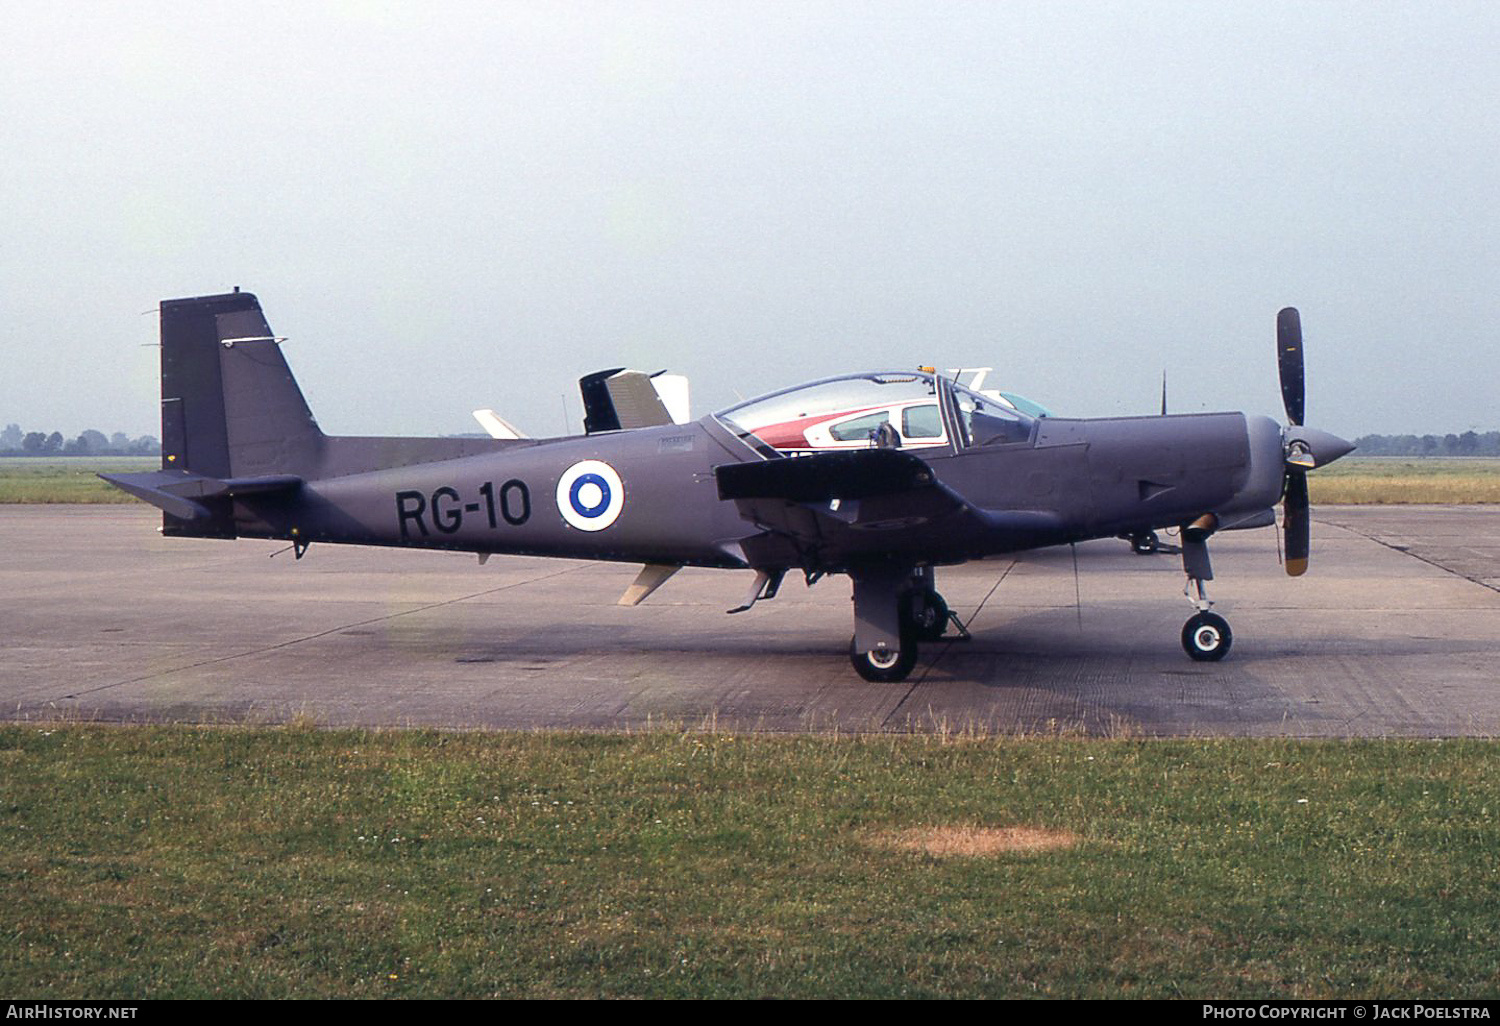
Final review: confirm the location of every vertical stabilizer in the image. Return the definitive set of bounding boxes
[160,291,324,481]
[155,291,324,538]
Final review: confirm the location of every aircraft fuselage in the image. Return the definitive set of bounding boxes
[227,411,1284,574]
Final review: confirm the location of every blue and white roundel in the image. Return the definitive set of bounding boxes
[556,460,625,532]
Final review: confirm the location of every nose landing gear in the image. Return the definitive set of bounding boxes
[1178,516,1232,661]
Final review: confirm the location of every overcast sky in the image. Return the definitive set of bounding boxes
[4,1,1496,440]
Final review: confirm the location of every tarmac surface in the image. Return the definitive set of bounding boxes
[4,504,1498,736]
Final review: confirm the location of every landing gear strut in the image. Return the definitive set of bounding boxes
[1178,515,1232,661]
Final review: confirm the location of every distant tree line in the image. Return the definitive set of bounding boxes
[1352,431,1500,457]
[0,423,160,456]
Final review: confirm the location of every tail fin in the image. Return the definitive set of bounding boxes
[101,291,321,538]
[160,290,324,480]
[108,289,514,538]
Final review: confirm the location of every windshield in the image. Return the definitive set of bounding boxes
[950,382,1036,447]
[997,392,1052,419]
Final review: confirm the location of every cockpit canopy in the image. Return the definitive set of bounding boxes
[714,371,1036,455]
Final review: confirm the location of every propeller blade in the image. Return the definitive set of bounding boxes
[1283,472,1310,576]
[1277,307,1305,427]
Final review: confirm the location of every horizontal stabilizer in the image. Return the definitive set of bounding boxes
[99,470,302,520]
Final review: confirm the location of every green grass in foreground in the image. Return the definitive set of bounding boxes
[2,727,1497,999]
[0,457,155,504]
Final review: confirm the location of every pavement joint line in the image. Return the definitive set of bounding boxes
[46,563,592,703]
[1319,514,1500,594]
[882,559,1019,728]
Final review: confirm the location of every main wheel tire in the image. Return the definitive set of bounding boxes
[849,634,919,682]
[1182,611,1232,662]
[1131,531,1160,555]
[903,590,950,642]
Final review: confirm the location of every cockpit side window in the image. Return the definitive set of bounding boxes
[902,403,943,439]
[828,411,890,442]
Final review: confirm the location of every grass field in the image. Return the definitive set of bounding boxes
[1311,457,1500,504]
[3,726,1497,999]
[5,456,1500,505]
[0,456,155,504]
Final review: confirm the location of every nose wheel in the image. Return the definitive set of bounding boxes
[1182,610,1232,661]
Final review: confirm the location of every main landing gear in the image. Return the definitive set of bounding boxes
[847,565,967,683]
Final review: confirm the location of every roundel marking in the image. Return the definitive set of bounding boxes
[556,460,625,531]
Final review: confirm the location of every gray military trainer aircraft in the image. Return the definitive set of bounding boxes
[103,292,1353,682]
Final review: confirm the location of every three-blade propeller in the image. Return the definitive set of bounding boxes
[1276,307,1354,576]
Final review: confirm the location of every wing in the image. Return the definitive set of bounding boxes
[714,449,1061,567]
